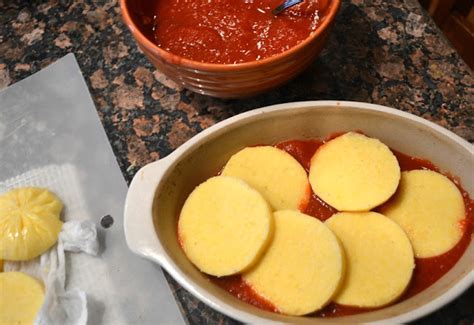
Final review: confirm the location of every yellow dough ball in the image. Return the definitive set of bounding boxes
[380,170,466,258]
[221,146,310,210]
[326,212,414,308]
[178,176,273,277]
[243,210,344,316]
[0,187,63,261]
[309,132,400,211]
[0,272,45,324]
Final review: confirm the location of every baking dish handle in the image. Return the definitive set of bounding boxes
[123,157,173,265]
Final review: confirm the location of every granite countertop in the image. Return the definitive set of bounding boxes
[1,0,473,323]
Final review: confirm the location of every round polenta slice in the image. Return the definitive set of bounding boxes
[221,146,310,210]
[380,170,465,258]
[243,210,344,316]
[0,272,45,324]
[178,176,273,277]
[325,212,414,308]
[309,132,400,211]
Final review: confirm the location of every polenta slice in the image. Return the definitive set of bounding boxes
[326,212,414,308]
[0,187,63,261]
[380,170,465,258]
[0,272,45,324]
[178,176,273,277]
[309,132,400,211]
[221,146,310,210]
[243,210,344,316]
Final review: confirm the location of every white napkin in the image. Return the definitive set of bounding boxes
[1,164,99,325]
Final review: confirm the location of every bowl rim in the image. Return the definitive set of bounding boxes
[125,101,473,324]
[119,0,341,71]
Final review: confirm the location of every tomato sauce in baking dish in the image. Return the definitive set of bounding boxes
[142,0,330,64]
[207,137,473,317]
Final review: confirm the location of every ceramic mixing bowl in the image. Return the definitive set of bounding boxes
[120,0,341,98]
[124,101,473,323]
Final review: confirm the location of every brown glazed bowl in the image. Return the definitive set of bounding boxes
[120,0,341,98]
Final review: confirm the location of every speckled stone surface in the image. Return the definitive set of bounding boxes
[1,0,473,323]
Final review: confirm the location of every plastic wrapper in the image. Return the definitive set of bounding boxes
[0,54,184,324]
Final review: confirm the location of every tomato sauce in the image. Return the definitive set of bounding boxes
[212,275,278,312]
[202,136,473,317]
[133,0,330,64]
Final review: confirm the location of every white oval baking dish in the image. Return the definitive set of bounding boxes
[124,101,473,324]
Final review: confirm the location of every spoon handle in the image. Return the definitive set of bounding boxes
[272,0,305,15]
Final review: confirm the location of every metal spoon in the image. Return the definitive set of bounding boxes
[272,0,304,15]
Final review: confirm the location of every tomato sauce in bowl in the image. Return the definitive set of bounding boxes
[197,136,473,317]
[138,0,330,64]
